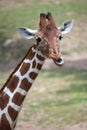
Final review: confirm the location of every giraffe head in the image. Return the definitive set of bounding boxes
[17,12,74,66]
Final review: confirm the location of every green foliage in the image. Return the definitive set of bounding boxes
[0,0,87,39]
[0,0,87,65]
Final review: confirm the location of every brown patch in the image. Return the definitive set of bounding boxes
[0,45,36,94]
[13,121,17,129]
[29,72,38,80]
[37,63,42,70]
[32,60,36,68]
[20,62,30,75]
[0,114,11,130]
[12,92,25,106]
[20,78,32,91]
[0,93,10,110]
[8,76,19,92]
[8,106,18,122]
[37,54,45,61]
[27,48,36,60]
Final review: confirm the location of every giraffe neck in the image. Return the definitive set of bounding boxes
[0,44,45,130]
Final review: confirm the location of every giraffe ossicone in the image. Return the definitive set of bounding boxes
[0,12,74,130]
[17,14,74,65]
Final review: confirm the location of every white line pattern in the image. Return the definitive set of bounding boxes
[0,46,45,130]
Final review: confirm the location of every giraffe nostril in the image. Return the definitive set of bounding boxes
[49,49,58,55]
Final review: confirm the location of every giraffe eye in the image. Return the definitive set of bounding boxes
[59,35,63,40]
[36,37,42,42]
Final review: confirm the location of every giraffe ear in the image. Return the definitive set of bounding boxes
[58,20,74,35]
[17,27,37,39]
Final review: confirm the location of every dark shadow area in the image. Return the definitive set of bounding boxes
[47,58,87,70]
[0,37,35,72]
[0,56,87,72]
[0,31,8,44]
[63,59,87,70]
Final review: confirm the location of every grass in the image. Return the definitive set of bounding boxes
[0,68,87,129]
[0,0,87,39]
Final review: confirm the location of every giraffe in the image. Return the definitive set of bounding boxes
[0,12,74,130]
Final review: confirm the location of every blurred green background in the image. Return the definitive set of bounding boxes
[0,0,87,130]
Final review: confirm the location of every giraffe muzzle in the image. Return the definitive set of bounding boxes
[53,56,64,66]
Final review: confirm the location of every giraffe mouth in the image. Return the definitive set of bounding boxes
[53,57,64,66]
